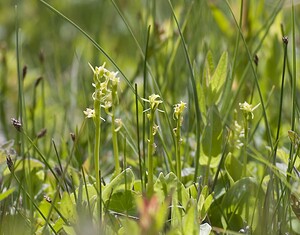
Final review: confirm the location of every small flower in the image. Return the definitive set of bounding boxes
[83,108,95,118]
[114,118,123,132]
[89,62,107,78]
[239,102,260,120]
[102,101,112,115]
[152,124,159,135]
[142,94,164,112]
[173,101,186,120]
[108,71,120,86]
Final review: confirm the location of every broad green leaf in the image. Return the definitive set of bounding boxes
[154,172,189,206]
[119,218,140,235]
[221,177,264,230]
[209,4,233,38]
[224,153,243,183]
[197,82,207,125]
[183,199,199,235]
[197,186,213,222]
[204,50,215,83]
[102,168,135,202]
[186,183,198,199]
[106,190,138,215]
[203,51,215,107]
[171,193,183,230]
[210,51,228,104]
[53,217,64,234]
[200,194,213,223]
[0,188,15,201]
[194,60,207,124]
[62,225,76,235]
[59,192,77,224]
[201,105,223,160]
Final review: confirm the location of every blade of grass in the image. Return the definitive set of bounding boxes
[222,0,243,114]
[167,0,202,181]
[38,0,136,96]
[273,37,288,164]
[225,0,273,151]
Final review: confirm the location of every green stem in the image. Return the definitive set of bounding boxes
[243,117,248,177]
[111,86,120,178]
[93,98,102,222]
[175,115,182,181]
[147,110,155,197]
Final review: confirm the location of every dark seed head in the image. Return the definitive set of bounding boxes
[282,36,288,44]
[22,65,27,80]
[44,195,52,203]
[35,76,43,88]
[37,128,47,138]
[11,118,22,132]
[70,133,76,142]
[254,54,259,66]
[6,155,14,172]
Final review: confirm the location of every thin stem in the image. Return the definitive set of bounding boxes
[243,117,248,177]
[175,115,182,182]
[111,85,120,178]
[274,38,288,165]
[147,109,155,197]
[226,0,273,151]
[93,97,102,223]
[135,83,144,191]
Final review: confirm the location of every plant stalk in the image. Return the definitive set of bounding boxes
[147,109,155,197]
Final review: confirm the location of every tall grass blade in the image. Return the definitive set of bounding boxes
[167,0,202,181]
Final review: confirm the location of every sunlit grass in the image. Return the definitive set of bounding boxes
[0,0,300,234]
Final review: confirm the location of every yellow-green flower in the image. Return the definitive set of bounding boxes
[173,101,186,120]
[142,94,163,112]
[83,108,95,118]
[239,101,260,120]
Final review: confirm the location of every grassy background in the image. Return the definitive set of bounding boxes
[1,0,300,234]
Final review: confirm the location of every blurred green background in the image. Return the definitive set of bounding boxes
[1,0,300,155]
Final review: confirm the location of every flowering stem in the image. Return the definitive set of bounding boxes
[147,109,155,197]
[243,117,248,177]
[175,114,182,182]
[93,97,102,222]
[111,85,120,178]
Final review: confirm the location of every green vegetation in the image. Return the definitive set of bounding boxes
[1,0,300,234]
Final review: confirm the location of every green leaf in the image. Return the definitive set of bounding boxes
[209,4,233,38]
[154,172,189,206]
[203,51,215,107]
[102,168,135,202]
[224,153,243,183]
[198,186,213,222]
[183,199,199,235]
[210,51,228,104]
[201,105,223,158]
[0,188,15,201]
[106,190,138,215]
[221,177,264,230]
[59,192,77,224]
[62,225,76,235]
